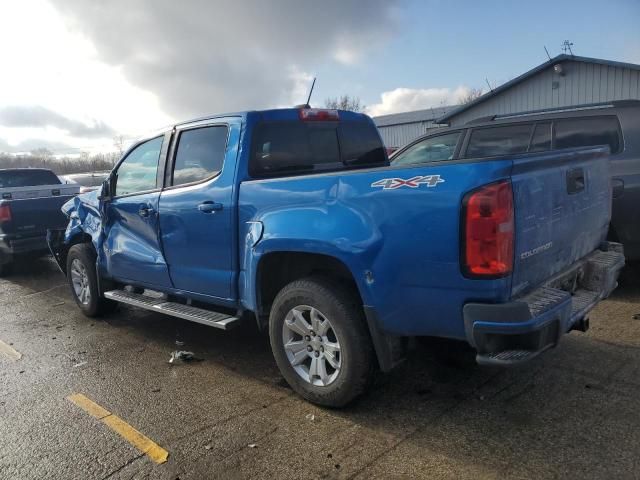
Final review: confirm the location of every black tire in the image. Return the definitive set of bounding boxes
[269,276,375,407]
[0,261,10,277]
[66,244,117,317]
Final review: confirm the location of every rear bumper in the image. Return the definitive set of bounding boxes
[0,233,49,263]
[463,242,625,366]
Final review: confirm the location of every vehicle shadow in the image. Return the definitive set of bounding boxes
[0,255,67,294]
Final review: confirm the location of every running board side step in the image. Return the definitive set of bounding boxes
[104,290,239,330]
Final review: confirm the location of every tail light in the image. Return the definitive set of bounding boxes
[0,204,11,223]
[299,109,339,121]
[462,180,514,278]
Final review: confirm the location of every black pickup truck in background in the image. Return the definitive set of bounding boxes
[0,168,79,275]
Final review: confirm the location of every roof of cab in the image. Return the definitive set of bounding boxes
[174,107,371,127]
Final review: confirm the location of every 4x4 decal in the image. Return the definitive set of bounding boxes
[371,175,445,190]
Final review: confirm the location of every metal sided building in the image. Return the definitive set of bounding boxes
[438,54,640,126]
[373,106,453,149]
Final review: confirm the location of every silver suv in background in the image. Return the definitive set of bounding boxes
[391,100,640,261]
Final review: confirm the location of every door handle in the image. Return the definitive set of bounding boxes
[138,206,154,217]
[566,167,585,194]
[198,201,223,213]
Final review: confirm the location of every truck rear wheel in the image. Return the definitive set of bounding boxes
[66,244,116,317]
[269,276,375,407]
[0,261,10,277]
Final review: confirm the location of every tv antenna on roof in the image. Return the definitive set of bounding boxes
[294,77,317,109]
[305,77,317,106]
[561,40,574,55]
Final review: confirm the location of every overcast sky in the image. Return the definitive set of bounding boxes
[0,0,638,155]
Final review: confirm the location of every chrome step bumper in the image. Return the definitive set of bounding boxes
[467,242,625,367]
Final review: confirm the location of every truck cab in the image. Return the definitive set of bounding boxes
[49,107,624,407]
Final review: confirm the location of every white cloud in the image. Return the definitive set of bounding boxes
[0,0,172,153]
[367,86,472,117]
[334,47,359,66]
[285,67,315,107]
[50,0,399,119]
[0,0,399,154]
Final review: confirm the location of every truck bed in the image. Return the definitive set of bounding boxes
[238,146,613,340]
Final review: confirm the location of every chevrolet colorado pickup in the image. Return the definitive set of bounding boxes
[49,107,624,406]
[0,168,79,275]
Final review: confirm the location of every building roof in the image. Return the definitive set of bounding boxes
[373,106,454,127]
[437,54,640,124]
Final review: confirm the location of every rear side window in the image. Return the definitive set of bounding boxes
[529,123,551,152]
[391,131,461,166]
[465,124,533,158]
[340,122,387,166]
[0,169,61,188]
[172,126,228,186]
[251,121,386,177]
[554,116,621,154]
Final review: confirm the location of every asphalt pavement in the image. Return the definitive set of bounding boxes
[1,257,639,479]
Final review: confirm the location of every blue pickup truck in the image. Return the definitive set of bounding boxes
[49,107,624,406]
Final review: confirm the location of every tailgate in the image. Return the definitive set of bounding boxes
[0,184,79,236]
[510,147,611,296]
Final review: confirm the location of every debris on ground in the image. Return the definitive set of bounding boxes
[248,444,257,449]
[168,350,202,364]
[305,413,315,421]
[204,445,212,450]
[73,361,87,368]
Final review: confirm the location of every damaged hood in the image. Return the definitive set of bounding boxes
[62,190,100,217]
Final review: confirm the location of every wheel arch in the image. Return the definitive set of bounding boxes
[55,231,94,275]
[254,251,365,325]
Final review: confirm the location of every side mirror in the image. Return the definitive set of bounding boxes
[98,175,113,201]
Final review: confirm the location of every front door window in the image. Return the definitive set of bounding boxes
[115,136,163,196]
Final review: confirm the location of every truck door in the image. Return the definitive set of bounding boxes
[158,119,240,301]
[103,134,173,288]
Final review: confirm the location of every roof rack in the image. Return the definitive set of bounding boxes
[464,100,640,125]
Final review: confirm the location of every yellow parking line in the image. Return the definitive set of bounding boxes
[0,340,22,361]
[68,393,169,464]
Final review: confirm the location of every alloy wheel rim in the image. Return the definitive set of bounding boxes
[282,305,341,387]
[70,258,91,305]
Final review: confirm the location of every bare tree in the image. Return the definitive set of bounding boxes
[459,88,484,105]
[29,148,53,167]
[0,151,116,175]
[324,95,364,112]
[113,134,126,160]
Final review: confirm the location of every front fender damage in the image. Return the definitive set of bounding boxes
[47,191,103,274]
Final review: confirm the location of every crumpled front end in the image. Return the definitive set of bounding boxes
[47,191,103,274]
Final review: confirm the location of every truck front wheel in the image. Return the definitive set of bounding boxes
[269,276,375,407]
[66,244,116,317]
